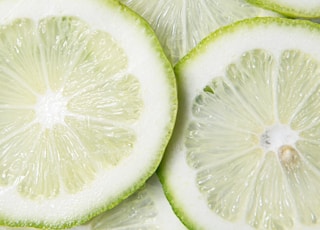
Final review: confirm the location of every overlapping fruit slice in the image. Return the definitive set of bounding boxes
[120,0,279,64]
[159,17,320,229]
[247,0,320,18]
[0,0,177,228]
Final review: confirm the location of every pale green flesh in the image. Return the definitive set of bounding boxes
[120,0,278,65]
[85,184,158,230]
[186,49,320,229]
[0,17,142,199]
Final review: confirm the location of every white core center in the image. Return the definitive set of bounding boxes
[260,124,299,152]
[35,91,68,128]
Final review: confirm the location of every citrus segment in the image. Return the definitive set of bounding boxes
[246,151,294,229]
[120,0,279,65]
[159,18,320,229]
[0,0,177,228]
[80,175,187,230]
[0,19,46,96]
[278,50,320,125]
[1,15,142,199]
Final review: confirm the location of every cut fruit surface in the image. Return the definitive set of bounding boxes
[0,0,177,228]
[159,17,320,230]
[247,0,320,18]
[119,0,279,65]
[77,175,187,230]
[0,175,187,230]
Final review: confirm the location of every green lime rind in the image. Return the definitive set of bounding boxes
[159,17,320,230]
[0,175,185,230]
[83,174,186,230]
[120,0,281,65]
[157,173,200,230]
[175,17,320,74]
[0,87,175,228]
[246,0,320,18]
[0,0,177,228]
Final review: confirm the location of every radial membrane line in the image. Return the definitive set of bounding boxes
[64,82,97,102]
[37,29,51,91]
[0,121,37,146]
[287,74,320,127]
[224,77,266,128]
[272,60,280,124]
[297,137,320,146]
[197,146,263,171]
[0,104,34,110]
[199,0,219,29]
[205,120,259,136]
[59,43,89,94]
[64,122,90,157]
[65,112,129,129]
[180,0,188,57]
[0,66,41,97]
[64,70,126,102]
[149,0,163,24]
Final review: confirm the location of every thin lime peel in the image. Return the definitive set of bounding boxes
[160,17,320,229]
[246,0,320,18]
[0,0,177,228]
[120,0,280,65]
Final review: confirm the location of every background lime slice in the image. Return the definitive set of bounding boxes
[0,175,186,230]
[120,0,280,65]
[247,0,320,18]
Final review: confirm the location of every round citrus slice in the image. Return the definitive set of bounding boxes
[0,0,177,228]
[247,0,320,18]
[159,17,320,230]
[119,0,279,65]
[0,175,186,230]
[76,174,186,230]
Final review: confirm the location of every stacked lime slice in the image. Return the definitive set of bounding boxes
[247,0,320,18]
[0,175,186,230]
[2,0,320,229]
[120,0,279,64]
[159,17,320,229]
[0,0,177,228]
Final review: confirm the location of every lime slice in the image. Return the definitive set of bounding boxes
[247,0,320,18]
[0,175,186,230]
[119,0,279,65]
[77,174,186,230]
[0,0,177,228]
[159,17,320,229]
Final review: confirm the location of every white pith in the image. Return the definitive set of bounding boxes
[161,20,320,230]
[0,176,186,230]
[0,0,175,226]
[146,175,187,230]
[35,91,67,128]
[83,175,186,230]
[260,124,299,153]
